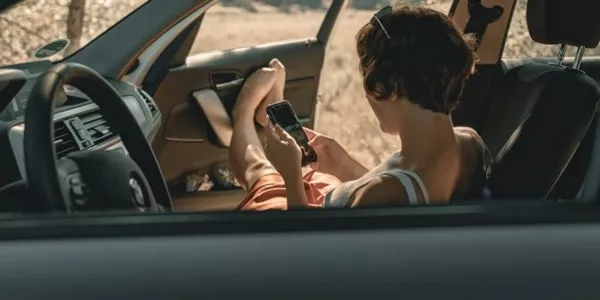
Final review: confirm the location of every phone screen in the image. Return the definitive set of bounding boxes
[267,101,317,166]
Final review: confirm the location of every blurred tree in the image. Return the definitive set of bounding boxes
[65,0,86,55]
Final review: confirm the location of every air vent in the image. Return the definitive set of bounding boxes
[54,121,77,158]
[80,111,117,146]
[138,88,158,117]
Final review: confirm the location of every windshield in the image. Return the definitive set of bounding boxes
[0,0,148,66]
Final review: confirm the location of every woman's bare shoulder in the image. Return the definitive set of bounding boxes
[454,126,485,153]
[349,174,425,208]
[454,126,480,138]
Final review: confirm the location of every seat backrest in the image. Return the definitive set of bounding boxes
[451,127,493,202]
[483,0,600,198]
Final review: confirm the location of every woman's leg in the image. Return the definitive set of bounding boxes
[256,60,285,127]
[229,59,286,189]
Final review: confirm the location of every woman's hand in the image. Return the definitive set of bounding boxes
[304,128,368,182]
[265,121,309,209]
[264,120,303,179]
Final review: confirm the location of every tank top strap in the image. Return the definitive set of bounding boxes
[398,170,430,204]
[380,170,430,204]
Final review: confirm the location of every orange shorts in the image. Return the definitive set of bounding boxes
[237,168,341,211]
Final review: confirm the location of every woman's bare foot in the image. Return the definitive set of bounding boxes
[255,59,286,127]
[231,67,277,122]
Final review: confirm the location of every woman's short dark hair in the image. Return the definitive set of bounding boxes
[356,6,477,115]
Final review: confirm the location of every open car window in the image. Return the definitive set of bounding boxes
[0,0,148,66]
[193,1,324,53]
[191,0,453,169]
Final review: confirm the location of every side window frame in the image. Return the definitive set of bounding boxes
[449,0,518,65]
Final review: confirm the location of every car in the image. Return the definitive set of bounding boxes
[2,0,600,298]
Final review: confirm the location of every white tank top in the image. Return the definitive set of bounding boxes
[323,166,430,208]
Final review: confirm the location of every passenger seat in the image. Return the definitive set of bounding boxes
[482,0,600,198]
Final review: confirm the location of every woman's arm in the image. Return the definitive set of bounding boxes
[303,128,369,182]
[337,155,369,182]
[283,169,309,209]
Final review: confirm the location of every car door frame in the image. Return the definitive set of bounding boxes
[448,0,518,131]
[129,0,348,211]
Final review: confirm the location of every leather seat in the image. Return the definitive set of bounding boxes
[482,0,600,198]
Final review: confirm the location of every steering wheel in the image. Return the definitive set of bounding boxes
[23,62,172,212]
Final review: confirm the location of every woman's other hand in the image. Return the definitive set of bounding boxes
[305,128,367,182]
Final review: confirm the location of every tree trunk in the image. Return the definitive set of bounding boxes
[65,0,86,55]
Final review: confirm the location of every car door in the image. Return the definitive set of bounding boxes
[146,0,347,211]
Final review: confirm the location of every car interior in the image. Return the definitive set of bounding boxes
[0,0,598,212]
[4,0,600,298]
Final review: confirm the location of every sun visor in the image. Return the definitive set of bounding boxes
[527,0,600,48]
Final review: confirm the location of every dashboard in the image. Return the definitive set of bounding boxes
[0,61,162,186]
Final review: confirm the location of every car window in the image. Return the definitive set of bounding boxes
[192,1,325,53]
[0,0,148,66]
[502,0,600,59]
[191,0,452,168]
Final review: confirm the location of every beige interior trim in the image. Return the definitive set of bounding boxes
[451,0,517,65]
[192,89,233,147]
[119,0,218,84]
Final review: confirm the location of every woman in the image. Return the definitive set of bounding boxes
[229,5,485,210]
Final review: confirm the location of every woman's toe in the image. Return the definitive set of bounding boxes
[269,59,286,88]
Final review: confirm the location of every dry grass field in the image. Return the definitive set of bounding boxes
[3,0,600,168]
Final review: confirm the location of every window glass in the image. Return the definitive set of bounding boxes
[0,0,148,66]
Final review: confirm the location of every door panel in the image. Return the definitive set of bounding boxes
[150,1,347,211]
[153,38,324,182]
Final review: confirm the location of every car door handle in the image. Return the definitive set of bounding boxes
[214,78,244,91]
[192,89,232,148]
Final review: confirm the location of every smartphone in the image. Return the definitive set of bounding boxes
[266,101,318,167]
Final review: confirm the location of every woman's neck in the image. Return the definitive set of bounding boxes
[396,104,458,169]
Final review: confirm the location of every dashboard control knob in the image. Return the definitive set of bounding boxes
[69,174,89,209]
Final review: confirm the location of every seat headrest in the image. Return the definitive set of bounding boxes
[527,0,600,48]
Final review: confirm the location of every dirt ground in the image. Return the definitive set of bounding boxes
[3,0,600,168]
